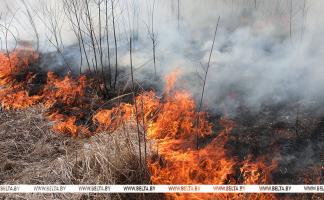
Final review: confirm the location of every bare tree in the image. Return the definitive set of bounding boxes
[63,0,92,72]
[63,0,83,74]
[111,0,118,90]
[84,0,99,74]
[0,10,19,67]
[129,36,143,176]
[30,0,73,72]
[289,0,293,39]
[301,0,307,40]
[146,0,157,79]
[177,0,180,30]
[96,0,109,95]
[39,1,65,51]
[20,0,39,51]
[105,0,112,88]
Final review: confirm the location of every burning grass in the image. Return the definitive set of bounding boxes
[0,50,101,137]
[0,50,323,200]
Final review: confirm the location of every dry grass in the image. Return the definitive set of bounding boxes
[0,106,163,200]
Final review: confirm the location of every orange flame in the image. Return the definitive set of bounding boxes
[164,68,182,94]
[0,50,290,200]
[93,103,133,132]
[0,50,91,136]
[0,50,40,109]
[42,72,91,136]
[145,71,278,199]
[42,72,87,108]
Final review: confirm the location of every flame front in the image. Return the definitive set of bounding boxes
[0,50,91,136]
[0,50,40,109]
[92,71,278,199]
[0,50,306,200]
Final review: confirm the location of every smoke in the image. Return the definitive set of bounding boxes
[200,0,324,114]
[1,0,324,114]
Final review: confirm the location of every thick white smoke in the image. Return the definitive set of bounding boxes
[1,0,324,114]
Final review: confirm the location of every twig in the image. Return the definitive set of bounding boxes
[196,16,220,150]
[130,37,143,178]
[20,0,39,51]
[111,0,118,90]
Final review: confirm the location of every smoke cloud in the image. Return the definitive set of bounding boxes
[1,0,324,114]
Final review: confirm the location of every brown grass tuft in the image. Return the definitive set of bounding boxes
[0,106,163,200]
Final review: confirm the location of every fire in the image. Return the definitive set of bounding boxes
[145,73,280,199]
[0,50,40,109]
[93,91,160,132]
[0,50,92,136]
[147,91,211,140]
[42,72,87,108]
[164,69,182,94]
[92,70,278,199]
[1,90,42,110]
[147,72,231,184]
[93,103,134,132]
[0,50,38,85]
[145,74,232,199]
[40,72,92,137]
[0,50,295,199]
[51,116,90,137]
[240,156,278,185]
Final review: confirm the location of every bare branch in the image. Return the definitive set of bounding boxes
[196,16,220,150]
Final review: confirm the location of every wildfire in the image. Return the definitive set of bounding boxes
[146,73,279,200]
[0,50,38,85]
[0,50,92,136]
[0,50,40,109]
[41,72,92,137]
[93,103,134,132]
[0,50,304,200]
[93,91,160,132]
[92,70,278,199]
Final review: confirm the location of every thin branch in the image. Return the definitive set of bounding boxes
[130,36,143,177]
[20,0,39,51]
[196,16,220,150]
[111,0,118,90]
[105,0,112,88]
